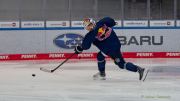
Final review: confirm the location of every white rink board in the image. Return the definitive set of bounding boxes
[0,29,179,54]
[0,30,46,54]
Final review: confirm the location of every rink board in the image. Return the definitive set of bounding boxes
[0,52,180,60]
[0,28,180,60]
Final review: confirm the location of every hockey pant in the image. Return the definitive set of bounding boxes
[97,51,139,73]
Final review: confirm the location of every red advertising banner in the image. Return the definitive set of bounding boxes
[0,52,180,61]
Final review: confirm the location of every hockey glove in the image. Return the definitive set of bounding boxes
[74,46,83,54]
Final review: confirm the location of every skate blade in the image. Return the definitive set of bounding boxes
[142,69,150,82]
[93,76,106,80]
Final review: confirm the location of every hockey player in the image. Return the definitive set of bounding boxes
[74,17,146,80]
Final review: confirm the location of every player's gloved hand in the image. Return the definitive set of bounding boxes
[74,46,83,54]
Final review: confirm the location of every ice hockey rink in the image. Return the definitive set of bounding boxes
[0,58,179,101]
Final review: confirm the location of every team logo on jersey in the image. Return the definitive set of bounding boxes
[96,25,112,41]
[54,33,84,49]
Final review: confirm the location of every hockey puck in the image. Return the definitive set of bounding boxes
[32,74,36,77]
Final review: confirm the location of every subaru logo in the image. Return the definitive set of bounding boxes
[54,33,84,49]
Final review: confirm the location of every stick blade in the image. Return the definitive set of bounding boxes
[40,67,53,73]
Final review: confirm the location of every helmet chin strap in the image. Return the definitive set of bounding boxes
[90,24,95,29]
[90,23,96,29]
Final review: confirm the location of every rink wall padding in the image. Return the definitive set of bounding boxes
[0,52,180,61]
[0,28,180,60]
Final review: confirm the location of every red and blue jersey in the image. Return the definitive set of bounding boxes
[81,17,121,54]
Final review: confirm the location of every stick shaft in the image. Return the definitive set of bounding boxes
[51,53,76,72]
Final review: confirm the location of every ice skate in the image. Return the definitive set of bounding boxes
[137,66,145,80]
[137,66,149,81]
[142,68,150,81]
[93,72,106,80]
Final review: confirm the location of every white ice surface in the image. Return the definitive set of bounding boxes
[0,58,180,101]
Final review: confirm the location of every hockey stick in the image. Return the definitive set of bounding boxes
[40,53,76,73]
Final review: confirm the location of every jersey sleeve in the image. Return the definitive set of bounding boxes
[81,31,96,50]
[96,17,116,28]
